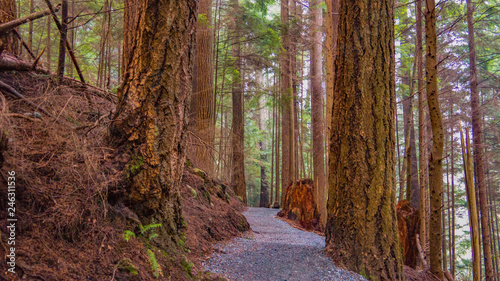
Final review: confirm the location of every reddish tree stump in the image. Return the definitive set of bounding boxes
[277,178,320,230]
[397,200,420,268]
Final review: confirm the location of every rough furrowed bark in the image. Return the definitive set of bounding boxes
[325,0,404,279]
[109,0,197,223]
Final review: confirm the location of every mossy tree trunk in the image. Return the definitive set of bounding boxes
[325,0,404,279]
[109,0,197,228]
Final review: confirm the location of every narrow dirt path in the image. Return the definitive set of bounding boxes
[203,207,366,281]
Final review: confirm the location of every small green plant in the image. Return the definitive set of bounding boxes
[117,258,139,275]
[146,249,163,278]
[181,257,195,278]
[123,230,136,242]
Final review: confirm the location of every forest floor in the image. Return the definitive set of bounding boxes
[203,208,367,281]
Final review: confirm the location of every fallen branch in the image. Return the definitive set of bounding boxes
[0,80,55,118]
[32,47,46,69]
[0,54,49,74]
[12,30,36,60]
[5,113,42,122]
[0,6,59,34]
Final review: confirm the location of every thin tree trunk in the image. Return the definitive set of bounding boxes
[280,0,293,205]
[231,0,246,203]
[259,94,269,207]
[450,116,456,277]
[466,0,494,278]
[57,0,68,82]
[46,15,51,70]
[28,0,34,58]
[415,0,428,255]
[460,127,481,281]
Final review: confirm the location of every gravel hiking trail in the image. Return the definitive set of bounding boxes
[203,207,366,281]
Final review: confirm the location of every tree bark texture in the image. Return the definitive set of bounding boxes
[325,0,404,279]
[425,0,444,278]
[122,0,139,80]
[109,0,197,218]
[0,0,18,55]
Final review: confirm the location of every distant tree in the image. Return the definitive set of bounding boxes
[231,0,247,203]
[325,0,404,279]
[466,0,494,279]
[0,0,18,55]
[57,0,68,81]
[309,0,326,226]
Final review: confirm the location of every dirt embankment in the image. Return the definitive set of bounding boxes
[0,69,248,281]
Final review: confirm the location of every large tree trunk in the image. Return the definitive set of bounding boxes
[231,0,246,203]
[325,0,404,279]
[466,0,494,279]
[280,0,294,205]
[0,0,18,55]
[109,0,197,223]
[309,0,326,227]
[193,0,215,175]
[425,0,444,279]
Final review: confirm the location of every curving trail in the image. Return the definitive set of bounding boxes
[203,207,366,281]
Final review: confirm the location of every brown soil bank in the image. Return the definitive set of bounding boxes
[0,69,248,280]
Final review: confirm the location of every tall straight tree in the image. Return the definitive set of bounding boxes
[415,0,428,251]
[466,0,494,279]
[309,0,326,226]
[280,0,294,205]
[108,0,197,244]
[231,0,246,203]
[192,0,215,174]
[325,0,404,279]
[0,0,18,55]
[425,0,444,278]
